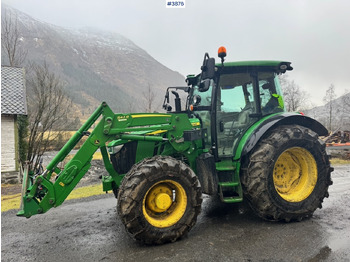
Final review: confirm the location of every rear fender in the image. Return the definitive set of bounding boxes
[235,112,328,162]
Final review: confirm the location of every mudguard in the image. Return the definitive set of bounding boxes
[236,112,328,161]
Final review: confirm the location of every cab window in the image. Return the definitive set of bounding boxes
[259,72,285,115]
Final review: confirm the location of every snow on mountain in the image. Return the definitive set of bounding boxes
[304,92,350,131]
[1,4,185,114]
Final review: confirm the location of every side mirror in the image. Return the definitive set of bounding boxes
[199,79,211,92]
[201,54,215,80]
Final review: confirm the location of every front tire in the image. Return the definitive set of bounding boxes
[117,156,202,244]
[241,125,332,222]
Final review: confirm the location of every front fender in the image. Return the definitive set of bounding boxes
[234,112,328,161]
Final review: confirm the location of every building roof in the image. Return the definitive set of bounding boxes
[1,66,27,115]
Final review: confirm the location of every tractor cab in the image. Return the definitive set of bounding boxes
[186,47,292,159]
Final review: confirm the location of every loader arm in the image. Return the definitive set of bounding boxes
[17,102,180,218]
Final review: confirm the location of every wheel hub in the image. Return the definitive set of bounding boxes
[155,193,172,211]
[143,180,187,228]
[273,147,317,202]
[146,184,173,213]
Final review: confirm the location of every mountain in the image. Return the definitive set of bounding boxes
[304,92,350,131]
[1,4,185,115]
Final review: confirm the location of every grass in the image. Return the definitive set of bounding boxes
[1,193,22,212]
[43,130,76,139]
[93,151,103,160]
[330,158,350,165]
[1,183,107,212]
[63,150,102,162]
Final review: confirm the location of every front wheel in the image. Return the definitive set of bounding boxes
[117,156,202,244]
[241,125,333,222]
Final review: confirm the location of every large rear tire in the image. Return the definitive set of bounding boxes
[241,125,333,222]
[117,156,202,244]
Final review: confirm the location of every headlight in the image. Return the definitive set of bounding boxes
[193,95,201,106]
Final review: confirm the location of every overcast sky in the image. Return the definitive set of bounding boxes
[3,0,350,106]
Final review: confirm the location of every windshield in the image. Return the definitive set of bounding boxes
[217,73,255,113]
[187,79,214,148]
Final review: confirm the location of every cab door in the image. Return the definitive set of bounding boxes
[215,73,257,157]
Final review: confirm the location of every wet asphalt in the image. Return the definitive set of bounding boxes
[1,165,350,262]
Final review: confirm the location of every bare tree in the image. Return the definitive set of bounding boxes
[279,75,309,111]
[340,90,350,130]
[127,100,139,113]
[323,84,336,131]
[1,10,27,66]
[342,90,350,107]
[143,84,155,113]
[26,62,72,171]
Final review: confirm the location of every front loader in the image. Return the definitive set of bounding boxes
[18,47,333,244]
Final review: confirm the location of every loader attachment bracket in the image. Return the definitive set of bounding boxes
[17,102,116,217]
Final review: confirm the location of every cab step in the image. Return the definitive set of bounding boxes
[218,181,243,203]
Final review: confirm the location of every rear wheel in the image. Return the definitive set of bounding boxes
[241,125,333,222]
[117,156,202,244]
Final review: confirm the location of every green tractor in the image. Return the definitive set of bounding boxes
[18,47,333,244]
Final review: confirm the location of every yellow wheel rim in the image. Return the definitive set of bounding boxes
[142,180,187,228]
[273,147,317,202]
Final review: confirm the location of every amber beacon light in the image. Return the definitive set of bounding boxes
[218,46,227,63]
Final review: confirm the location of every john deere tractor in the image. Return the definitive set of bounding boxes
[18,47,333,244]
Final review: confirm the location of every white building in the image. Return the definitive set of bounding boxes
[1,66,27,183]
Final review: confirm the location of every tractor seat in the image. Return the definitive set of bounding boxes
[224,103,254,134]
[224,111,249,134]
